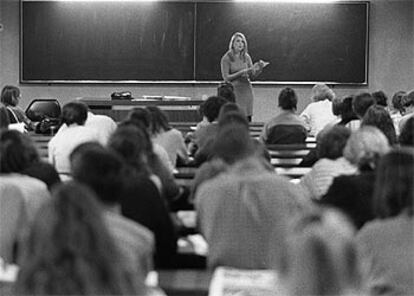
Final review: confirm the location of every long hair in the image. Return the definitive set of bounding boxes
[228,32,248,62]
[146,106,171,135]
[373,148,414,218]
[15,181,143,295]
[362,105,397,145]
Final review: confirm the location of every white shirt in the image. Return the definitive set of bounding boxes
[48,124,101,174]
[300,99,338,136]
[85,112,117,145]
[152,128,189,167]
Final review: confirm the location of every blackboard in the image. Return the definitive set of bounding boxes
[195,2,368,83]
[21,1,368,84]
[22,1,195,81]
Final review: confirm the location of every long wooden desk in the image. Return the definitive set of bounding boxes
[80,98,204,122]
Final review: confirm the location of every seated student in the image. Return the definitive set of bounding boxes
[299,126,357,200]
[15,182,146,295]
[146,106,189,167]
[319,127,391,229]
[195,122,305,269]
[191,95,227,165]
[261,87,307,145]
[217,81,236,103]
[70,143,154,281]
[0,130,60,190]
[399,116,414,147]
[126,107,173,172]
[278,209,361,296]
[108,125,178,268]
[362,105,397,145]
[0,85,37,131]
[371,90,389,108]
[0,130,51,225]
[389,90,406,135]
[337,95,360,131]
[48,101,100,176]
[356,148,414,296]
[399,90,414,132]
[352,92,375,120]
[300,84,337,136]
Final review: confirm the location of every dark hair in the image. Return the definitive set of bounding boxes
[361,105,397,145]
[108,125,151,176]
[146,106,171,135]
[0,129,39,173]
[352,92,375,118]
[391,91,406,114]
[16,181,142,295]
[127,107,151,130]
[402,90,414,108]
[373,148,414,218]
[278,87,297,111]
[399,116,414,147]
[0,105,10,128]
[1,85,20,107]
[332,97,343,116]
[217,82,236,103]
[371,90,388,107]
[61,101,88,126]
[203,96,228,122]
[338,96,358,124]
[70,143,124,205]
[218,110,249,129]
[213,123,254,164]
[218,103,246,123]
[318,126,351,160]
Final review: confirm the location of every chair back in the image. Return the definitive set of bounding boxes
[25,99,61,121]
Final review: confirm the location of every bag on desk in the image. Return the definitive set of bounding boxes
[111,91,132,100]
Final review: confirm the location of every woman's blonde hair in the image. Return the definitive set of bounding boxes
[343,126,390,170]
[228,32,248,62]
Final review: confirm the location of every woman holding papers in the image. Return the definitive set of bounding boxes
[221,32,268,121]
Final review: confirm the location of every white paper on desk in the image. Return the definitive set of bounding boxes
[208,267,279,296]
[0,259,19,282]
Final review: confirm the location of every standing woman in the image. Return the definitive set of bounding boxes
[221,32,266,121]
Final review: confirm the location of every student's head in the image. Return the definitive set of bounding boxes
[371,90,388,107]
[108,125,150,174]
[203,95,228,122]
[402,90,414,114]
[339,96,358,121]
[217,82,236,103]
[281,209,360,296]
[361,105,397,145]
[317,126,351,160]
[0,105,10,129]
[278,87,298,111]
[16,181,141,295]
[352,92,375,118]
[1,85,20,107]
[229,32,248,56]
[343,126,390,170]
[331,96,343,116]
[146,105,171,135]
[70,142,124,205]
[391,91,406,114]
[126,107,151,131]
[61,101,88,126]
[373,148,414,218]
[310,84,335,102]
[213,123,254,164]
[399,116,414,147]
[218,104,246,124]
[0,129,39,173]
[117,120,154,158]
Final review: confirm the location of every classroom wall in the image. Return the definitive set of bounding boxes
[1,0,413,122]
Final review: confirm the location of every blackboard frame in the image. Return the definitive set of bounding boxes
[20,0,369,85]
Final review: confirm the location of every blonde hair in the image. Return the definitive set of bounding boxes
[282,209,361,296]
[311,83,335,102]
[343,126,391,169]
[228,32,248,62]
